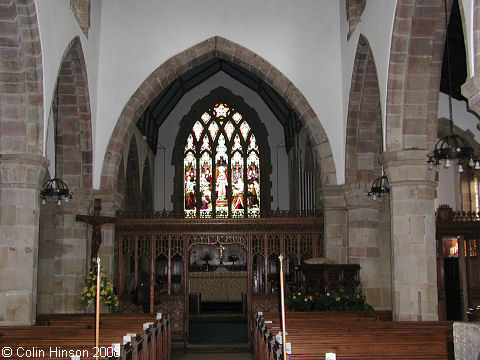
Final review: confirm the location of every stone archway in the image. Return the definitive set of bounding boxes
[55,37,93,190]
[344,35,391,310]
[37,37,94,314]
[384,0,450,321]
[0,0,46,325]
[100,36,337,197]
[345,35,383,186]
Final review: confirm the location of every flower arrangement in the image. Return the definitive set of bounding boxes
[285,288,373,312]
[79,261,119,313]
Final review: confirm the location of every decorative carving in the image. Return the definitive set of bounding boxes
[116,213,324,343]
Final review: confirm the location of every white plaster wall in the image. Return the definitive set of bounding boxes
[435,93,480,210]
[436,166,460,210]
[154,71,289,211]
[96,0,344,188]
[341,0,397,153]
[438,92,480,142]
[35,0,102,160]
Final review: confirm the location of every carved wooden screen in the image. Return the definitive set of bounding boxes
[116,210,324,341]
[436,207,480,320]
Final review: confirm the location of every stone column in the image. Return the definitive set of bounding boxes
[344,183,391,310]
[319,185,347,263]
[47,189,92,313]
[40,189,121,314]
[383,150,438,321]
[0,154,48,325]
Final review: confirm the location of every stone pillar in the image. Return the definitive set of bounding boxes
[38,189,122,314]
[319,185,347,264]
[383,150,438,321]
[47,189,92,313]
[344,183,391,310]
[0,154,48,325]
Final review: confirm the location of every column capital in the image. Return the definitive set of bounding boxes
[380,150,436,185]
[462,74,480,118]
[343,182,381,209]
[0,153,48,188]
[318,184,346,210]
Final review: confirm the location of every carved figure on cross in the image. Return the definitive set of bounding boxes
[76,198,115,261]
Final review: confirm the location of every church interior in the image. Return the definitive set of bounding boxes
[1,0,480,359]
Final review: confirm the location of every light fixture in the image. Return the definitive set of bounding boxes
[367,175,390,201]
[40,85,72,205]
[40,178,72,205]
[427,0,476,173]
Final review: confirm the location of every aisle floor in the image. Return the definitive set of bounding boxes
[172,351,252,360]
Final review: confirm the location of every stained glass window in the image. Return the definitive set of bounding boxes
[240,121,250,140]
[184,151,196,218]
[225,121,234,141]
[208,121,219,141]
[183,103,260,218]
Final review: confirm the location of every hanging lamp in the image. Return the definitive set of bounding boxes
[367,174,390,201]
[427,0,476,173]
[40,86,73,205]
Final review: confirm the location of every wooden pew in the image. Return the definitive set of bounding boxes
[253,311,454,360]
[0,313,171,360]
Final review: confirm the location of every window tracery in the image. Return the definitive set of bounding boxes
[183,103,261,218]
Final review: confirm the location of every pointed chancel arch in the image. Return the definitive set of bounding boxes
[345,35,383,185]
[54,37,92,190]
[100,36,336,197]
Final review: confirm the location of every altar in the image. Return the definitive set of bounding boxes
[189,267,247,302]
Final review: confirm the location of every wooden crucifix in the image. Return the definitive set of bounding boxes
[76,198,115,261]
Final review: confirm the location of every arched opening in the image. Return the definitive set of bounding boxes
[100,37,336,203]
[172,87,270,217]
[37,37,93,314]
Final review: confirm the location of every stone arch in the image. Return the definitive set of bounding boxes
[53,37,92,190]
[125,136,141,211]
[100,36,336,194]
[386,0,449,152]
[0,0,43,155]
[345,35,383,185]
